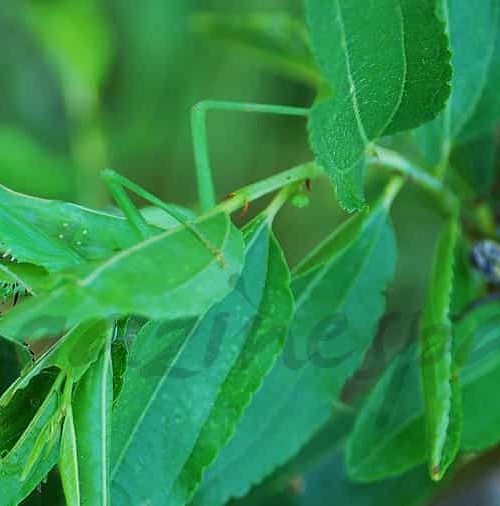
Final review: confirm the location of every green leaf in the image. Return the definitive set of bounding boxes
[71,344,113,505]
[416,0,500,165]
[0,183,142,272]
[419,215,460,480]
[0,212,244,342]
[193,12,319,86]
[39,323,111,506]
[194,188,398,505]
[346,301,500,481]
[110,215,293,505]
[347,345,426,482]
[306,0,450,211]
[348,217,461,483]
[382,0,452,135]
[446,0,500,140]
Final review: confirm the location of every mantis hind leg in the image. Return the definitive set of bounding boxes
[191,100,310,213]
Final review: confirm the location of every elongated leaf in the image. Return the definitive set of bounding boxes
[346,302,500,481]
[110,215,293,505]
[0,212,244,342]
[347,345,425,482]
[193,12,319,86]
[306,0,450,211]
[194,185,399,505]
[59,402,80,506]
[349,218,461,483]
[0,322,109,501]
[72,344,113,505]
[419,216,459,480]
[416,0,500,165]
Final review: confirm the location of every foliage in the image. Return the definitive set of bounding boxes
[0,1,500,505]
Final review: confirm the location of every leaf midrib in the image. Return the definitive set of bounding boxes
[334,0,369,146]
[168,228,276,502]
[198,211,388,498]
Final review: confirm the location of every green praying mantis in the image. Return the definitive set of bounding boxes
[2,98,492,344]
[0,100,322,344]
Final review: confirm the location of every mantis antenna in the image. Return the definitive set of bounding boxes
[191,100,310,212]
